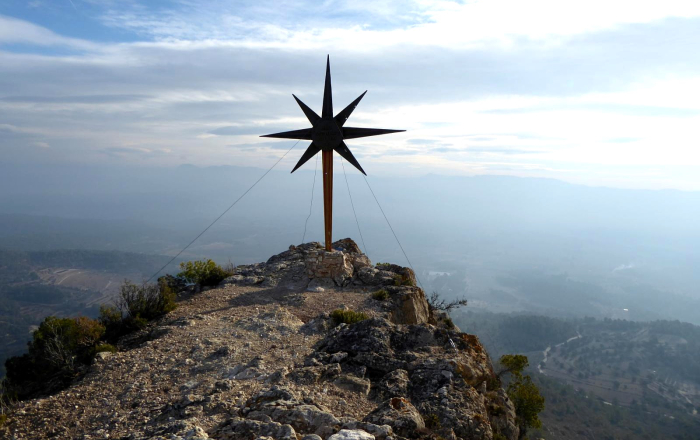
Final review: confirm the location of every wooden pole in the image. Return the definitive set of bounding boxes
[322,150,333,251]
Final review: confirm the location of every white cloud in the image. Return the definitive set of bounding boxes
[92,0,700,50]
[1,4,699,189]
[0,15,96,50]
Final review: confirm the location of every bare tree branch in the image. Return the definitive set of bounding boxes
[427,291,468,312]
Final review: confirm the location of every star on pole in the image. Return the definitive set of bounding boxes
[261,55,404,175]
[261,56,404,251]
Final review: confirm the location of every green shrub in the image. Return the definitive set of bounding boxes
[98,305,123,339]
[371,289,389,301]
[99,280,176,341]
[488,403,505,416]
[498,354,545,438]
[118,280,176,321]
[177,259,231,287]
[29,316,105,367]
[330,309,369,325]
[93,343,117,355]
[424,413,441,429]
[393,274,415,286]
[4,315,105,399]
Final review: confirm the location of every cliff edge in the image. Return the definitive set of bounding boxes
[1,239,518,440]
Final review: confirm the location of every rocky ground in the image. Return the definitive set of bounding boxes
[1,240,518,440]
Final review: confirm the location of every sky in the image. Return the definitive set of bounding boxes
[1,0,699,190]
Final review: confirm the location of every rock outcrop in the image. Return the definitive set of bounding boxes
[0,239,518,440]
[222,239,430,326]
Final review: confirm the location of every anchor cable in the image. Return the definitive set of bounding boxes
[144,140,301,284]
[362,175,424,290]
[340,157,368,256]
[301,153,319,243]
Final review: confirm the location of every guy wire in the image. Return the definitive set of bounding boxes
[301,153,319,243]
[144,140,301,285]
[363,175,424,290]
[340,157,368,256]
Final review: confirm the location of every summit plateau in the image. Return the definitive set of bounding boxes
[1,239,519,440]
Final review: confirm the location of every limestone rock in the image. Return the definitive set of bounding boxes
[339,421,393,440]
[213,417,296,440]
[363,397,424,437]
[356,267,396,286]
[386,286,430,325]
[347,254,372,271]
[288,363,341,385]
[328,429,375,440]
[331,238,362,254]
[334,374,371,396]
[242,387,341,435]
[375,369,410,400]
[305,249,354,286]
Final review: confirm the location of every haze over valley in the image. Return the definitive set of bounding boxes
[1,162,698,325]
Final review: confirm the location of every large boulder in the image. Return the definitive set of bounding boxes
[386,286,430,325]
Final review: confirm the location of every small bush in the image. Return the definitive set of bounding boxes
[30,316,105,367]
[393,274,415,286]
[117,280,176,321]
[4,315,105,399]
[0,381,14,427]
[93,343,117,355]
[488,403,505,416]
[100,280,176,341]
[371,289,389,301]
[424,413,441,429]
[487,376,501,391]
[98,305,124,339]
[222,259,236,274]
[331,309,369,325]
[178,259,231,287]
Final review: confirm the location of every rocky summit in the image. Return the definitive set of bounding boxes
[1,239,518,440]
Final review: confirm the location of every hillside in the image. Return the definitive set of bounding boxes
[1,241,520,440]
[453,311,700,439]
[0,248,176,377]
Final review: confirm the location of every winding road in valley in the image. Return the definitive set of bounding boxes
[538,330,581,375]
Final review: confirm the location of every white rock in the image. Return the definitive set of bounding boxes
[328,429,375,440]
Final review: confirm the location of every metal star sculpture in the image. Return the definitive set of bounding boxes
[262,55,404,251]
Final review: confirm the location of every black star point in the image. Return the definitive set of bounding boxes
[261,55,405,176]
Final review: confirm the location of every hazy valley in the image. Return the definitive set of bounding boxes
[1,164,699,438]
